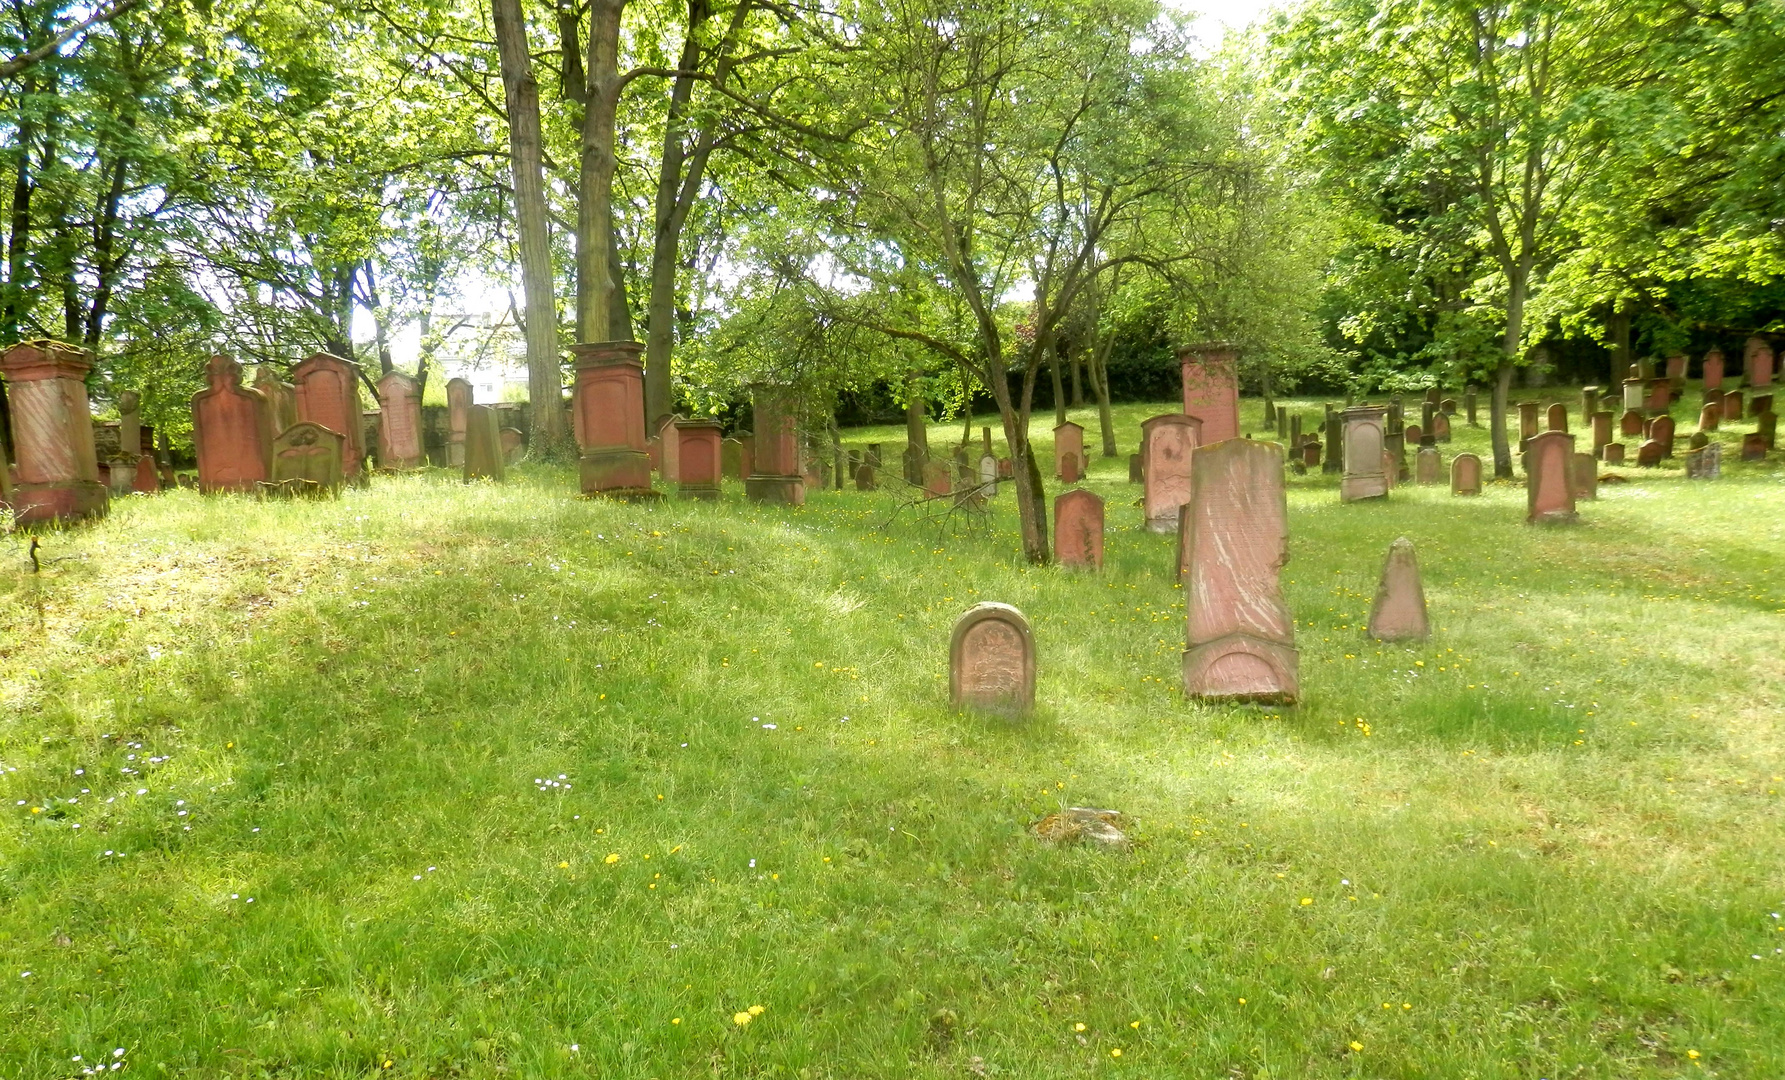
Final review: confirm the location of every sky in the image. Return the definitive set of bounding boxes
[1170,0,1282,52]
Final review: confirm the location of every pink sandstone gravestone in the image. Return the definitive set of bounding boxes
[1666,353,1687,383]
[1649,414,1675,458]
[675,419,723,499]
[132,454,159,494]
[1053,488,1104,570]
[571,341,653,497]
[950,602,1036,716]
[1644,379,1671,413]
[1140,413,1202,532]
[1367,537,1428,642]
[1620,409,1643,436]
[1547,403,1567,432]
[1572,452,1597,500]
[1340,405,1388,501]
[1636,439,1662,467]
[292,352,366,481]
[500,427,525,465]
[1746,336,1774,387]
[1526,430,1577,524]
[254,366,296,436]
[1450,452,1481,495]
[1415,446,1442,484]
[191,354,272,494]
[269,421,345,493]
[1723,390,1744,422]
[445,377,472,466]
[1703,349,1724,390]
[746,387,805,504]
[1603,442,1625,465]
[1179,342,1240,444]
[376,371,425,469]
[1053,421,1084,480]
[1592,410,1612,456]
[656,413,684,482]
[0,340,108,524]
[1181,439,1298,704]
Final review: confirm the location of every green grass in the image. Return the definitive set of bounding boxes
[2,388,1782,1078]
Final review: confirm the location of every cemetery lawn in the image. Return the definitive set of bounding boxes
[4,395,1785,1079]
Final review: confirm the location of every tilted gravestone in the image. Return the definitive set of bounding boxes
[1432,411,1451,443]
[269,421,344,494]
[1636,439,1662,468]
[1526,430,1577,524]
[1340,405,1388,502]
[1684,440,1721,479]
[0,340,108,524]
[463,404,506,482]
[1181,439,1298,704]
[950,603,1036,716]
[1367,537,1428,642]
[1450,452,1481,495]
[1697,402,1719,433]
[1649,414,1675,458]
[191,354,272,495]
[1053,488,1104,570]
[1141,413,1201,533]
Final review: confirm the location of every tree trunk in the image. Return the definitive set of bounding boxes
[576,0,626,343]
[1069,346,1082,407]
[1492,268,1530,478]
[1608,303,1630,387]
[1049,340,1066,428]
[81,152,128,351]
[1490,361,1515,478]
[1090,331,1116,456]
[493,0,569,455]
[3,79,35,343]
[996,382,1048,564]
[829,416,843,490]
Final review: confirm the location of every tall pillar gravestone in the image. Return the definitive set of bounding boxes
[1178,342,1240,445]
[0,340,108,524]
[572,342,653,497]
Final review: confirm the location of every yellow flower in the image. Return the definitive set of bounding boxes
[1074,1022,1086,1032]
[1110,1048,1122,1058]
[748,1004,765,1016]
[1687,1050,1700,1060]
[604,853,620,864]
[1349,1041,1364,1052]
[733,1011,752,1026]
[671,1017,681,1025]
[1300,898,1313,906]
[558,861,570,869]
[1129,1020,1140,1029]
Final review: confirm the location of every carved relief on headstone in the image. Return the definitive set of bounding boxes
[1450,452,1481,495]
[1053,489,1104,570]
[1340,405,1388,502]
[1140,413,1202,532]
[1525,430,1577,524]
[191,354,272,495]
[950,603,1036,716]
[1181,440,1298,704]
[269,420,344,493]
[1367,537,1428,642]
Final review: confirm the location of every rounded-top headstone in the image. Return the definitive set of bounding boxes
[950,603,1036,716]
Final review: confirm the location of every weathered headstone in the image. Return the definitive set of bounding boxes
[902,444,927,486]
[721,437,744,479]
[1644,379,1671,413]
[1060,451,1081,484]
[1465,387,1478,426]
[1723,390,1744,421]
[1404,422,1423,445]
[1276,407,1289,441]
[463,404,505,482]
[1746,336,1774,387]
[978,454,998,494]
[745,387,804,504]
[499,427,525,465]
[854,463,877,490]
[1621,377,1645,413]
[1433,411,1451,443]
[1450,452,1482,495]
[1128,453,1143,483]
[270,421,344,493]
[1547,402,1567,432]
[1053,489,1104,570]
[191,354,272,495]
[1367,537,1428,642]
[1340,405,1388,502]
[1302,440,1321,469]
[1591,410,1613,457]
[292,352,366,481]
[1572,452,1597,500]
[1620,409,1644,436]
[1440,397,1457,416]
[655,414,685,483]
[1415,445,1442,484]
[445,377,472,467]
[1581,386,1599,420]
[866,443,883,468]
[1750,392,1774,418]
[1518,401,1540,447]
[668,419,720,499]
[116,390,142,459]
[376,371,425,469]
[1324,405,1342,472]
[1181,440,1298,704]
[0,341,108,525]
[1684,440,1721,479]
[1758,410,1777,451]
[254,366,297,436]
[1649,414,1675,458]
[1526,430,1577,524]
[949,603,1036,716]
[1702,349,1724,390]
[1636,439,1662,467]
[132,454,160,494]
[570,342,652,497]
[1179,342,1241,444]
[1602,442,1625,465]
[1741,432,1767,462]
[1140,413,1202,533]
[922,459,951,497]
[1698,401,1719,432]
[1054,421,1084,481]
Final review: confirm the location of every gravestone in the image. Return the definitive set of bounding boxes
[117,390,141,459]
[0,341,108,524]
[1602,443,1625,465]
[1415,445,1442,484]
[922,459,951,497]
[1276,408,1289,441]
[1723,390,1744,421]
[1636,439,1662,467]
[1698,401,1720,433]
[1367,537,1428,642]
[500,427,525,465]
[866,443,882,468]
[1526,430,1577,523]
[1747,336,1774,387]
[1572,452,1597,500]
[655,414,684,483]
[1128,453,1143,483]
[1650,414,1675,458]
[978,454,998,494]
[1323,405,1342,473]
[1181,439,1298,704]
[1581,386,1599,420]
[1404,422,1423,445]
[1759,410,1777,451]
[1751,392,1773,418]
[1054,421,1085,481]
[292,352,366,481]
[1592,410,1613,457]
[571,342,653,497]
[1289,413,1301,450]
[1053,489,1104,570]
[1340,405,1388,501]
[1620,409,1644,436]
[746,386,804,504]
[1665,352,1686,383]
[854,464,877,491]
[1450,452,1482,495]
[1684,440,1721,479]
[1547,403,1567,432]
[1465,387,1478,426]
[721,437,744,479]
[674,419,723,499]
[1741,433,1767,462]
[1141,413,1202,533]
[1440,397,1457,416]
[1433,411,1451,442]
[132,454,160,495]
[950,603,1036,716]
[445,378,472,467]
[1622,377,1645,413]
[1518,401,1540,447]
[1382,450,1398,491]
[1302,441,1321,469]
[1702,348,1724,390]
[270,421,344,493]
[463,405,506,481]
[1644,379,1671,413]
[1060,451,1081,484]
[376,371,425,469]
[191,354,273,494]
[254,366,297,436]
[1179,342,1241,444]
[998,457,1014,479]
[1421,399,1436,436]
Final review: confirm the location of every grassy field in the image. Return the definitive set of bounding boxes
[2,389,1782,1078]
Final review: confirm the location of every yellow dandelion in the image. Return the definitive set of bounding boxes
[1130,1020,1140,1029]
[1687,1050,1700,1060]
[1300,898,1313,906]
[671,1017,681,1025]
[558,861,569,869]
[1349,1041,1363,1052]
[1074,1022,1086,1032]
[733,1011,753,1026]
[1110,1048,1122,1058]
[748,1004,765,1016]
[604,853,620,864]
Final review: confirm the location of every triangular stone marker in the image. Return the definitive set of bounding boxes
[1367,537,1429,642]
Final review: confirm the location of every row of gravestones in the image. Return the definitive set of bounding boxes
[948,437,1444,716]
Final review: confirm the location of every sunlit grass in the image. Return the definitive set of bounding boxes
[0,388,1781,1077]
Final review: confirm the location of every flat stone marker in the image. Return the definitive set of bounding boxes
[191,354,272,495]
[950,603,1036,716]
[1340,405,1388,501]
[1053,488,1104,570]
[1450,452,1481,495]
[270,421,344,493]
[1572,452,1597,500]
[1367,537,1429,642]
[1526,430,1577,523]
[1547,403,1568,432]
[1620,409,1643,436]
[1603,442,1625,464]
[376,371,425,469]
[292,352,366,481]
[745,386,804,504]
[1415,445,1442,484]
[0,340,108,524]
[571,342,653,497]
[1054,421,1084,480]
[1179,342,1241,444]
[1181,439,1298,704]
[1141,413,1201,532]
[675,419,723,499]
